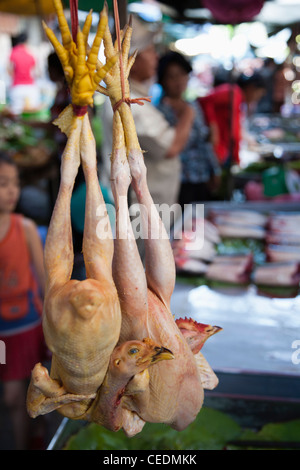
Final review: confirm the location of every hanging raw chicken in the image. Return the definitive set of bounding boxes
[27,0,221,436]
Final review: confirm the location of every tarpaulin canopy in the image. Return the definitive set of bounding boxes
[157,0,300,26]
[1,0,300,27]
[0,0,137,16]
[0,0,57,15]
[201,0,265,24]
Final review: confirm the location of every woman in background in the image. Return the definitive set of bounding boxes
[157,51,221,207]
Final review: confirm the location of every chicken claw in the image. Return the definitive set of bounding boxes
[43,0,118,107]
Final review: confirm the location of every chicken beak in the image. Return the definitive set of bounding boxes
[211,326,223,336]
[151,346,174,364]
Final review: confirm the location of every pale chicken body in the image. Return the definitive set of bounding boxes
[121,290,204,429]
[27,114,122,420]
[26,2,123,420]
[100,14,211,430]
[109,140,204,431]
[43,277,121,396]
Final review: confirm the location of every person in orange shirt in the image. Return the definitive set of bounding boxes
[0,152,47,449]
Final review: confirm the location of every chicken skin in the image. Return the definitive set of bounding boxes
[27,0,220,433]
[101,21,208,432]
[27,4,122,419]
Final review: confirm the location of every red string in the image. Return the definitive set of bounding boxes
[72,104,88,116]
[113,96,152,113]
[112,0,151,113]
[69,1,86,115]
[113,0,126,101]
[70,0,79,43]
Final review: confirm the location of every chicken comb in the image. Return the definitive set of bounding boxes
[176,317,222,336]
[176,318,222,354]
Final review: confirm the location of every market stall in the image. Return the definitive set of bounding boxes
[234,113,300,200]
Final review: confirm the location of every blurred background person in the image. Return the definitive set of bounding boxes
[101,14,194,232]
[157,51,221,207]
[8,32,40,115]
[256,58,277,113]
[47,51,70,158]
[199,71,267,168]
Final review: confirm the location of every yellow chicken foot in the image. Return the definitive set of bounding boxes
[43,0,118,109]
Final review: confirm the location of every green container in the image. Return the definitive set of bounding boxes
[262,166,288,197]
[21,108,51,122]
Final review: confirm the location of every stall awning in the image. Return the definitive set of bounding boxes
[0,0,57,16]
[1,0,300,27]
[0,0,138,16]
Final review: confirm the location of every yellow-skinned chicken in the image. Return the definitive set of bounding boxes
[27,1,122,420]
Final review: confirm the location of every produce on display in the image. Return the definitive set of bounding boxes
[64,408,300,451]
[209,209,267,240]
[0,118,55,167]
[26,0,220,436]
[205,254,253,285]
[253,262,300,287]
[174,209,300,296]
[266,244,300,262]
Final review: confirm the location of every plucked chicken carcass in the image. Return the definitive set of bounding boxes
[27,2,123,419]
[27,0,221,435]
[97,4,220,434]
[26,1,172,421]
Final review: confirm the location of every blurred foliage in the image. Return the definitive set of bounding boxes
[65,407,241,451]
[64,407,300,450]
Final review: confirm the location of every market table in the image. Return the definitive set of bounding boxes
[171,281,300,376]
[171,200,300,374]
